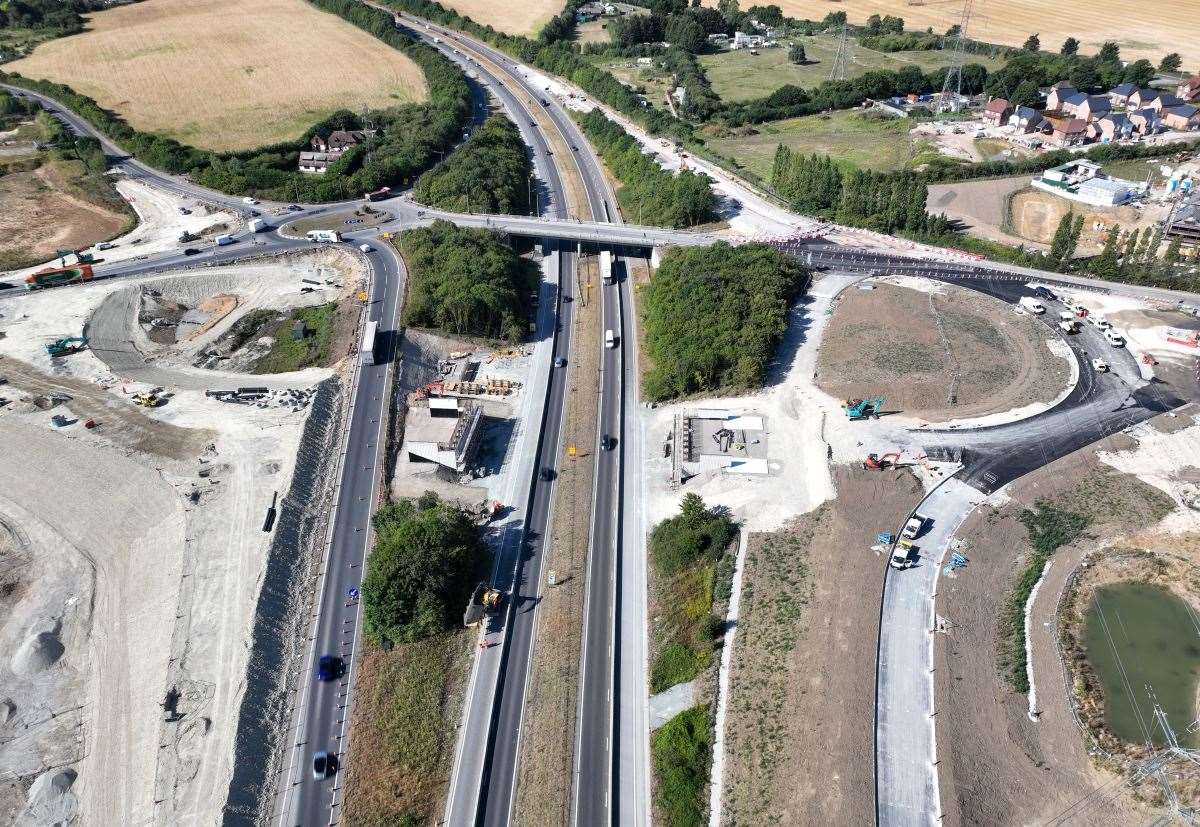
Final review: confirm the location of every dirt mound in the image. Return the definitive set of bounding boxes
[20,767,78,825]
[815,281,1069,422]
[11,626,65,676]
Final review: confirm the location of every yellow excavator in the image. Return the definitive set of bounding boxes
[132,392,165,408]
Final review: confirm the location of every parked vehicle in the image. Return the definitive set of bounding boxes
[1033,285,1055,301]
[890,539,916,569]
[901,513,929,540]
[1019,297,1045,314]
[1058,320,1079,334]
[358,243,372,253]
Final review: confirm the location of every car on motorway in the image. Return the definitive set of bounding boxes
[183,248,200,256]
[554,357,567,368]
[539,467,556,481]
[601,434,615,451]
[312,751,336,780]
[316,655,343,681]
[359,243,372,253]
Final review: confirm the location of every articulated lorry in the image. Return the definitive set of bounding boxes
[600,249,613,285]
[25,264,95,290]
[360,320,378,366]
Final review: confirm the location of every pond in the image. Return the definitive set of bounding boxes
[1084,582,1200,747]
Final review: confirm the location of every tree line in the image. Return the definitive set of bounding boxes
[413,114,532,215]
[1,0,473,202]
[578,108,716,228]
[642,242,808,400]
[399,220,537,342]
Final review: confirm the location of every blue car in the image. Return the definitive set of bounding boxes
[317,655,342,681]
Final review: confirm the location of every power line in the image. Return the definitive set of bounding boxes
[937,0,975,112]
[828,24,850,82]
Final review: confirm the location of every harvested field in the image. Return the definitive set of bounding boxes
[1008,187,1168,254]
[933,444,1182,827]
[7,0,428,152]
[721,466,922,825]
[514,253,602,826]
[0,160,133,271]
[432,0,562,36]
[702,0,1200,66]
[815,280,1070,422]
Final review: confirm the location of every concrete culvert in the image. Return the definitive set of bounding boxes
[12,627,65,675]
[0,697,15,723]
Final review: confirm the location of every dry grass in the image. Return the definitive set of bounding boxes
[8,0,428,152]
[434,0,562,37]
[702,0,1200,68]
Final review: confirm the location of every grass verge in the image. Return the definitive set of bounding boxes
[254,303,337,374]
[652,704,711,827]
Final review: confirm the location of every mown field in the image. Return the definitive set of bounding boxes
[707,109,915,178]
[701,0,1199,67]
[432,0,563,36]
[7,0,429,152]
[698,35,1004,103]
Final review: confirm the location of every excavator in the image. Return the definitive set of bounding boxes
[843,397,884,420]
[863,452,902,470]
[45,336,88,357]
[132,392,166,408]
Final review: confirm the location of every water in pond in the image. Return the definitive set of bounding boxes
[1084,582,1200,747]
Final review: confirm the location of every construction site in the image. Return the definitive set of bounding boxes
[0,244,366,825]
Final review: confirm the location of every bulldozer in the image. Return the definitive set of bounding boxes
[46,336,88,358]
[132,392,165,408]
[463,581,503,627]
[843,397,884,420]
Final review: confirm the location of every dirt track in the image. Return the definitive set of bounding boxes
[722,465,922,825]
[816,281,1069,422]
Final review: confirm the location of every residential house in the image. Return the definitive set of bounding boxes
[1007,105,1043,132]
[1128,88,1160,108]
[981,97,1012,126]
[1110,82,1138,105]
[309,129,375,154]
[731,31,765,49]
[1129,107,1164,134]
[1177,76,1200,102]
[1045,84,1077,111]
[1088,112,1133,142]
[1162,104,1200,131]
[1058,91,1089,115]
[1044,115,1088,146]
[1075,95,1112,122]
[1149,93,1184,111]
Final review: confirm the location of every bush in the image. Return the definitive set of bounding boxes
[650,494,739,576]
[652,705,710,827]
[361,493,487,644]
[413,113,532,214]
[642,243,808,401]
[399,220,537,341]
[651,642,709,693]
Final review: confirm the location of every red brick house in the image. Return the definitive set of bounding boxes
[1044,116,1088,146]
[981,97,1012,126]
[1177,76,1200,102]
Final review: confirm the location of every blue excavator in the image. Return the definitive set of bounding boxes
[843,397,884,420]
[46,336,89,358]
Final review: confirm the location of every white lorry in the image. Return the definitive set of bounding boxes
[306,230,342,243]
[360,320,378,366]
[600,250,614,285]
[248,218,267,233]
[215,234,234,246]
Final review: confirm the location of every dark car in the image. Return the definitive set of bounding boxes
[539,467,556,482]
[317,655,343,682]
[1033,285,1055,301]
[554,357,567,368]
[312,751,336,780]
[183,248,200,256]
[287,204,302,212]
[601,434,615,451]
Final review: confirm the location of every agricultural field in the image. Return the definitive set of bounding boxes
[706,109,917,178]
[701,0,1199,68]
[432,0,562,36]
[7,0,429,152]
[699,35,1005,103]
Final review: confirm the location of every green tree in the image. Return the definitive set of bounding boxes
[1022,33,1040,52]
[1097,41,1121,63]
[1090,224,1122,280]
[1010,78,1041,108]
[665,14,706,53]
[1060,37,1079,56]
[1122,59,1155,87]
[1160,53,1183,74]
[1048,211,1075,270]
[413,114,532,215]
[788,42,806,64]
[1165,237,1183,265]
[360,494,486,644]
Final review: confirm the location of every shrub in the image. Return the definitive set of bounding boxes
[652,705,711,827]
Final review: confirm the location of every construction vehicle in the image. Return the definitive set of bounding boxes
[863,452,901,470]
[25,264,95,290]
[46,336,88,357]
[843,397,884,420]
[132,392,165,408]
[463,581,503,626]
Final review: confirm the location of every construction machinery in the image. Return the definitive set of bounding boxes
[26,264,95,291]
[132,392,165,408]
[46,336,88,357]
[843,397,884,420]
[463,581,503,627]
[863,451,901,470]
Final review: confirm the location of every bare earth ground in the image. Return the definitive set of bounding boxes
[703,0,1200,66]
[928,176,1046,252]
[514,253,603,826]
[7,0,428,152]
[723,466,922,825]
[934,436,1184,827]
[815,280,1069,422]
[0,162,132,269]
[433,0,563,36]
[1008,188,1168,254]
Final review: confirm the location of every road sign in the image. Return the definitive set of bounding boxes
[348,587,360,599]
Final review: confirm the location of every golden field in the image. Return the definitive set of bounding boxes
[433,0,562,36]
[8,0,429,152]
[705,0,1199,69]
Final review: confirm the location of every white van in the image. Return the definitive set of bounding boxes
[1091,316,1112,331]
[1058,310,1075,322]
[1105,329,1125,347]
[1020,298,1046,314]
[605,329,616,348]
